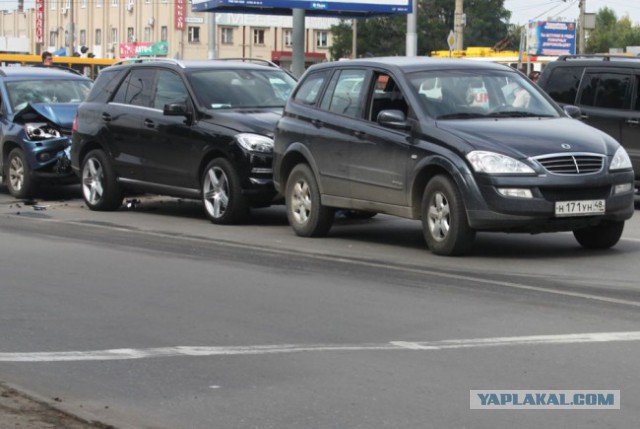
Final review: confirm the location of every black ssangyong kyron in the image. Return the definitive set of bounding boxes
[273,57,635,256]
[71,59,296,224]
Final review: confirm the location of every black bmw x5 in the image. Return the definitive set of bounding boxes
[71,59,296,224]
[273,57,635,256]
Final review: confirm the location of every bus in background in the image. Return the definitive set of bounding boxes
[0,54,118,79]
[430,47,558,73]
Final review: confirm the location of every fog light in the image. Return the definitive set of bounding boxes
[497,188,533,198]
[37,152,52,162]
[614,183,633,194]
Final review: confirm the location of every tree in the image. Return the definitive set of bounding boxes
[329,0,512,60]
[585,7,640,53]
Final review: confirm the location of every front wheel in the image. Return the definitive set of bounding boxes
[422,175,475,256]
[573,221,625,249]
[81,149,123,211]
[285,164,334,237]
[6,148,37,199]
[202,158,249,224]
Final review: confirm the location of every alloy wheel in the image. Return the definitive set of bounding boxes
[427,191,451,242]
[203,166,230,219]
[82,157,105,205]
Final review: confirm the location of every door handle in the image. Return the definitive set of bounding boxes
[311,119,322,127]
[580,114,589,120]
[626,118,640,126]
[101,112,112,122]
[353,131,366,138]
[144,119,155,128]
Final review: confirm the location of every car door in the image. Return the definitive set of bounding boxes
[106,67,156,179]
[137,68,196,189]
[620,73,640,176]
[576,68,632,143]
[347,71,411,206]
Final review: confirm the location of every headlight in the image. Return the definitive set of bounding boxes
[236,133,274,153]
[466,151,535,174]
[610,146,632,171]
[25,123,62,140]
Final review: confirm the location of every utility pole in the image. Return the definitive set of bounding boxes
[68,0,75,56]
[454,0,464,51]
[352,19,357,58]
[579,0,586,54]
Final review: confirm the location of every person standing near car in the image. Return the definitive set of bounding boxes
[41,51,53,67]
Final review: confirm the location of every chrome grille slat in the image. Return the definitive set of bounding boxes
[535,153,604,175]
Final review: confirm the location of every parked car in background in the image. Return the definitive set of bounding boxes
[273,57,635,256]
[71,59,297,224]
[538,55,640,191]
[0,67,92,198]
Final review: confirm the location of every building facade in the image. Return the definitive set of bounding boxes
[1,3,338,66]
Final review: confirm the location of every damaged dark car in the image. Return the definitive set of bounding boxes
[0,67,92,198]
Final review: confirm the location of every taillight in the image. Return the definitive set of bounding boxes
[72,115,79,132]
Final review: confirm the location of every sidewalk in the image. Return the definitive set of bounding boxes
[0,383,108,429]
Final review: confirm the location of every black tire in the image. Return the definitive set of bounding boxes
[6,148,37,199]
[285,164,334,237]
[573,221,625,249]
[81,149,123,211]
[422,174,475,256]
[201,158,249,224]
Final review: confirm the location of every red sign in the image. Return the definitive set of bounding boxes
[35,0,45,44]
[175,0,186,31]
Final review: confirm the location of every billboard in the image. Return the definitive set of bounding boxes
[192,0,412,16]
[527,21,576,56]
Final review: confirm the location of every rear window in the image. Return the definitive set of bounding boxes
[543,66,584,104]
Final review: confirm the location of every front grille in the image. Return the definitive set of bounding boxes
[539,186,611,201]
[535,154,604,175]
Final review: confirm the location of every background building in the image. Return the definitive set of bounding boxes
[0,2,338,66]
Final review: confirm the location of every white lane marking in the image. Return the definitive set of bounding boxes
[2,331,640,363]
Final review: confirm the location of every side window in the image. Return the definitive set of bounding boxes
[544,66,584,104]
[579,72,631,109]
[87,69,127,103]
[153,70,189,110]
[368,73,409,122]
[293,71,329,106]
[324,69,368,118]
[635,76,640,111]
[112,68,156,107]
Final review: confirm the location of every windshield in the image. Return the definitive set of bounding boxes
[7,79,92,112]
[408,69,560,120]
[187,69,297,109]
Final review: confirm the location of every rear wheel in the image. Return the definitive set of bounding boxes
[285,164,334,237]
[6,148,37,199]
[422,174,475,256]
[81,149,123,211]
[202,158,249,224]
[573,221,625,249]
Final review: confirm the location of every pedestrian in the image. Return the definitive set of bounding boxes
[529,70,540,84]
[41,51,53,67]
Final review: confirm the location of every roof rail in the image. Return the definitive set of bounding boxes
[215,57,282,69]
[557,54,640,62]
[113,57,185,67]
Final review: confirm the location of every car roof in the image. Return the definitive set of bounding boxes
[0,66,91,80]
[307,56,515,74]
[107,58,285,73]
[548,54,640,68]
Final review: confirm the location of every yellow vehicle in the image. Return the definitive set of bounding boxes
[0,54,117,79]
[430,47,557,73]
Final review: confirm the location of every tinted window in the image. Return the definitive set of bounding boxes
[86,68,127,103]
[324,69,368,118]
[635,76,640,111]
[293,71,330,106]
[153,70,189,109]
[112,68,156,107]
[368,73,409,121]
[579,72,631,109]
[544,66,584,104]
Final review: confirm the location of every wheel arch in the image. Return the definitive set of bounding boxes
[197,149,228,185]
[278,143,320,193]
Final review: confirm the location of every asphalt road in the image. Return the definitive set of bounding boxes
[1,185,639,429]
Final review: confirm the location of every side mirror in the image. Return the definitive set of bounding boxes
[563,105,581,120]
[164,102,189,116]
[377,109,411,130]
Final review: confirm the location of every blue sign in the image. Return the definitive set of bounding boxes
[527,21,576,56]
[192,0,412,16]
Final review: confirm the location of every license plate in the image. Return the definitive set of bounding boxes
[555,199,605,217]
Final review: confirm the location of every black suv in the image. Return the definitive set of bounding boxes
[71,59,296,223]
[273,57,635,256]
[538,55,640,189]
[0,67,92,198]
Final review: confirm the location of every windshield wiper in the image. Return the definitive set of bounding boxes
[436,112,486,119]
[485,111,552,118]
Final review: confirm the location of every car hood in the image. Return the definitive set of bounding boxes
[203,108,283,137]
[435,117,616,158]
[12,103,78,129]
